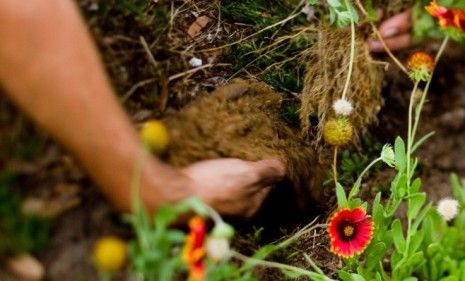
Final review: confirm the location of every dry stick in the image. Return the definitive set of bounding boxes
[140,36,159,70]
[354,0,408,75]
[202,12,302,52]
[168,63,230,81]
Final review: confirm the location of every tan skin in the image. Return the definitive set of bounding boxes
[0,0,411,217]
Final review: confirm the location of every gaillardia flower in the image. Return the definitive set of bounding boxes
[327,208,374,258]
[182,216,207,281]
[426,0,465,32]
[406,51,435,82]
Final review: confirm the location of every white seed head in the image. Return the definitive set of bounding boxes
[333,98,353,116]
[437,198,460,221]
[381,144,396,167]
[206,237,230,262]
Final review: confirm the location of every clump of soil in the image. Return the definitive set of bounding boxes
[164,79,331,211]
[300,26,384,144]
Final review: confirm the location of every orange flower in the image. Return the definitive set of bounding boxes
[182,216,206,281]
[426,0,465,32]
[327,208,374,258]
[406,51,435,81]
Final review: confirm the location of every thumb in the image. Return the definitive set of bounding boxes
[251,158,286,186]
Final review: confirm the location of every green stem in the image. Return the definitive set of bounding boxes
[341,11,356,100]
[355,157,382,184]
[232,251,334,280]
[404,36,449,258]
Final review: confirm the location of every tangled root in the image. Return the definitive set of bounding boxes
[300,26,384,145]
[164,79,331,211]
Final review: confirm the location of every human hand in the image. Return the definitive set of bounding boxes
[182,158,285,218]
[368,9,412,52]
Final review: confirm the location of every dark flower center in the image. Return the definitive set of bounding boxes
[338,221,357,241]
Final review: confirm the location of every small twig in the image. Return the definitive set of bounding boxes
[140,36,159,71]
[354,0,408,75]
[121,78,157,103]
[202,12,302,52]
[168,63,230,81]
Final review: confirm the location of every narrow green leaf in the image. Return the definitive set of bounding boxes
[394,137,406,172]
[408,192,426,220]
[349,178,362,200]
[412,131,435,153]
[391,219,406,253]
[365,242,387,270]
[336,182,348,208]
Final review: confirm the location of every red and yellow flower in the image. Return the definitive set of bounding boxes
[327,207,374,258]
[426,0,465,32]
[182,216,207,280]
[406,51,435,81]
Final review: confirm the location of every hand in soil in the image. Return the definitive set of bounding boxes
[368,9,412,52]
[182,158,285,218]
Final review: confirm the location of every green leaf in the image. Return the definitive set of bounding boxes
[365,242,387,270]
[391,219,406,253]
[411,177,422,193]
[408,193,426,221]
[412,202,432,232]
[409,229,424,255]
[348,178,361,200]
[351,274,366,281]
[327,0,341,7]
[412,131,435,153]
[339,270,352,281]
[394,137,406,172]
[451,173,465,206]
[336,182,348,208]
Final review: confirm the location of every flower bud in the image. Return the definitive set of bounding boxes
[92,236,127,272]
[139,120,170,154]
[380,144,395,167]
[406,51,435,82]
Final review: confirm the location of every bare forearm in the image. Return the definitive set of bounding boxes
[0,0,190,211]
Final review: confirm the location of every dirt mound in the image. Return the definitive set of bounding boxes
[164,79,331,211]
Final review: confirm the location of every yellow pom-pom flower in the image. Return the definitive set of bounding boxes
[323,118,354,146]
[92,236,127,273]
[139,120,170,154]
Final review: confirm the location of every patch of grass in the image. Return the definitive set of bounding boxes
[0,171,51,257]
[223,0,316,93]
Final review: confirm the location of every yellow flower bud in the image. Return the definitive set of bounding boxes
[323,118,354,146]
[92,236,127,273]
[140,120,170,154]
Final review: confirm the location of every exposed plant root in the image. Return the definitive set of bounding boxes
[164,79,332,211]
[300,26,384,146]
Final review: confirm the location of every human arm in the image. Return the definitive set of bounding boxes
[0,0,284,216]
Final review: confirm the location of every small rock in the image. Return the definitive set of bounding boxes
[189,57,203,67]
[6,254,45,281]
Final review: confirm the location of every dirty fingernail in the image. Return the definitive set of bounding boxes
[382,27,398,38]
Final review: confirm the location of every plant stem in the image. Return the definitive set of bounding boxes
[332,147,338,186]
[404,36,449,258]
[355,157,382,184]
[353,0,408,74]
[411,36,449,143]
[341,11,356,100]
[232,251,333,280]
